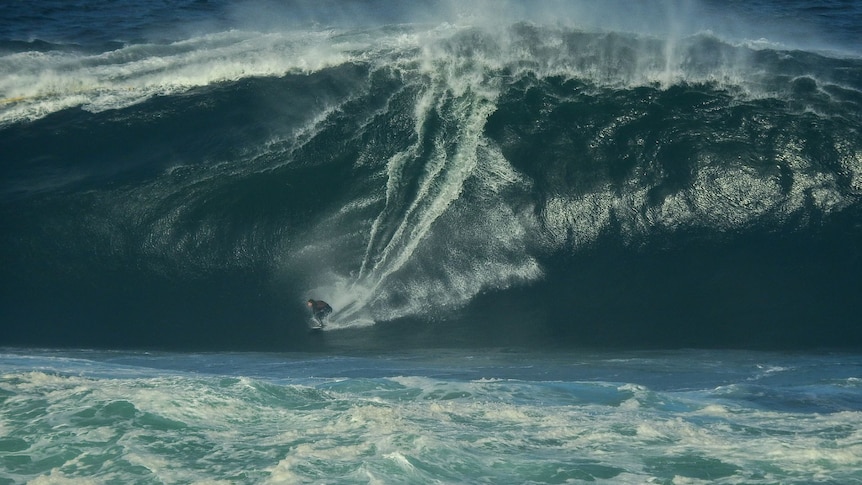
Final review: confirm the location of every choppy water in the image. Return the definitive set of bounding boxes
[2,349,861,484]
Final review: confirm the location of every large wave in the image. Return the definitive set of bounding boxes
[2,5,861,349]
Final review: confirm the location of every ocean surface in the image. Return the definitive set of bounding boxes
[1,0,861,482]
[2,348,861,484]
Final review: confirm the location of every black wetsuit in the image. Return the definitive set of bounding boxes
[309,300,332,324]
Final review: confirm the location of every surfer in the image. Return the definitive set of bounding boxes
[307,299,332,327]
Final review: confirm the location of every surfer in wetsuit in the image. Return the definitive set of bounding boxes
[307,299,332,326]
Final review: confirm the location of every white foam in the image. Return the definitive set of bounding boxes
[3,11,850,128]
[0,29,360,126]
[27,470,100,485]
[4,364,862,483]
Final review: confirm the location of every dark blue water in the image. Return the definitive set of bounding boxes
[2,0,861,351]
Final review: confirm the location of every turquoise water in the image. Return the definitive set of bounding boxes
[2,349,860,483]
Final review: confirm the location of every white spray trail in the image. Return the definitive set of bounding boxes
[337,63,500,323]
[299,25,548,328]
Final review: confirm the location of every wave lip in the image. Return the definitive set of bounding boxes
[3,6,861,126]
[0,28,373,126]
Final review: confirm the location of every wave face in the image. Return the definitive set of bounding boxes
[2,0,861,350]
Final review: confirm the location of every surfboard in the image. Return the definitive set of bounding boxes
[308,318,325,331]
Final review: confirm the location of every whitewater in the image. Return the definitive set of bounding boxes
[2,349,861,484]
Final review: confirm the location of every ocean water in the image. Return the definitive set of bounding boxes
[1,1,862,482]
[2,349,861,484]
